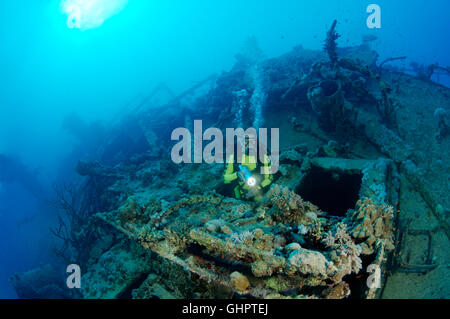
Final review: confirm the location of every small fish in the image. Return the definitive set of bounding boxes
[16,213,39,228]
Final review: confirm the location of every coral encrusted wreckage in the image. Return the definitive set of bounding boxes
[11,21,450,299]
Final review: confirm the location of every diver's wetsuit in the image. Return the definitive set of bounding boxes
[223,152,273,201]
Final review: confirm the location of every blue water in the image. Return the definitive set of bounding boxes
[0,0,449,298]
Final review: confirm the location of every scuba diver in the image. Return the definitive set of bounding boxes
[223,134,273,201]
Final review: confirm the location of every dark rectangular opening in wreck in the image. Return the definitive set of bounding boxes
[295,165,362,217]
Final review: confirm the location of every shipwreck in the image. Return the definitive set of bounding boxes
[10,21,450,299]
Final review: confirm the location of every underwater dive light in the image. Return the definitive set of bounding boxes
[239,165,257,187]
[60,0,129,30]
